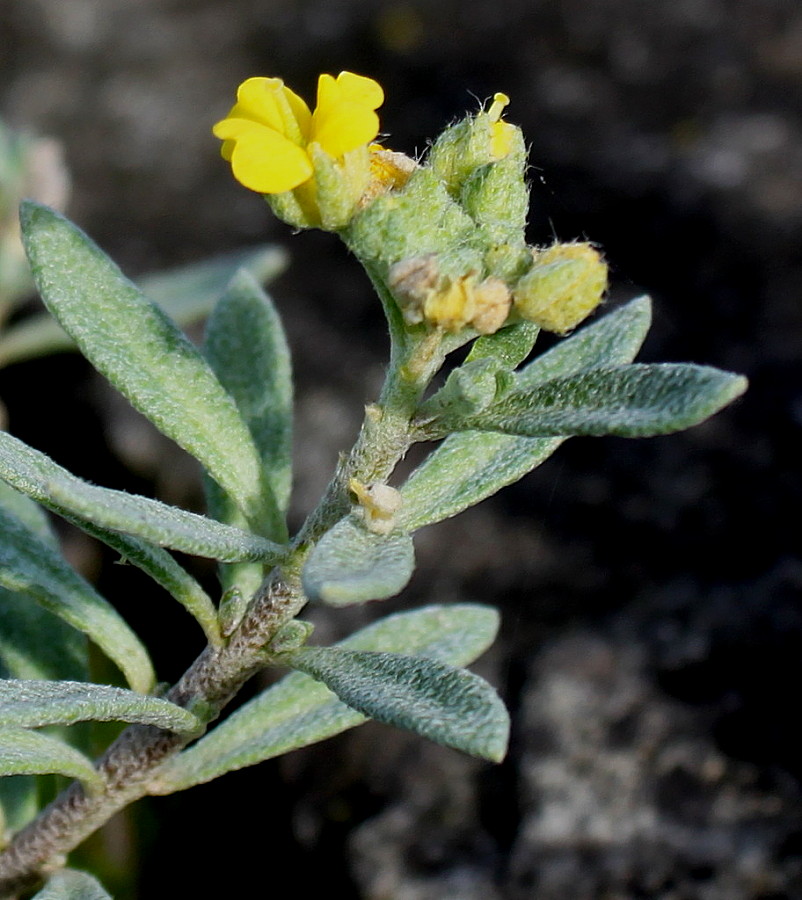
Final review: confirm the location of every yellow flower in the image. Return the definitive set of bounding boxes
[213,71,384,195]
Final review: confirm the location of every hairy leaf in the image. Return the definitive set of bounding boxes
[0,681,200,733]
[0,505,154,694]
[286,647,508,761]
[204,270,293,513]
[32,870,114,900]
[456,363,748,438]
[303,516,414,606]
[0,589,88,682]
[0,431,284,565]
[0,728,102,792]
[152,603,499,792]
[400,296,653,529]
[466,320,539,368]
[203,271,293,595]
[0,244,287,369]
[19,202,282,536]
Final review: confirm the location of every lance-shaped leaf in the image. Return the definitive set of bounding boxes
[204,270,293,514]
[0,505,154,694]
[400,296,654,530]
[152,603,499,793]
[285,648,508,761]
[203,271,293,597]
[465,320,539,368]
[0,431,284,565]
[0,486,86,680]
[0,727,102,792]
[0,479,55,547]
[0,244,287,369]
[0,680,200,733]
[302,516,415,606]
[0,589,88,682]
[19,201,283,537]
[32,869,113,900]
[449,363,748,439]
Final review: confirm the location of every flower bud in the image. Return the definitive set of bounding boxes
[428,93,522,200]
[512,243,607,334]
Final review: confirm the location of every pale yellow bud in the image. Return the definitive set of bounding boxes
[512,242,607,334]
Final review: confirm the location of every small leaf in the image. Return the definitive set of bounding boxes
[457,363,748,439]
[0,480,56,548]
[0,589,88,682]
[203,270,294,594]
[0,431,284,564]
[302,516,414,606]
[19,202,282,536]
[141,244,288,328]
[0,727,102,792]
[286,647,509,761]
[0,680,200,733]
[0,504,154,694]
[400,296,653,529]
[465,320,539,368]
[32,870,113,900]
[152,603,498,792]
[417,357,511,421]
[62,518,221,645]
[204,270,293,514]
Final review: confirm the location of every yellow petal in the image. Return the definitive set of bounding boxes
[232,77,288,132]
[282,84,313,142]
[311,102,380,158]
[228,128,313,193]
[334,71,384,110]
[491,120,516,160]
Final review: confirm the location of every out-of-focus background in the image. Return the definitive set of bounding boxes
[2,1,801,897]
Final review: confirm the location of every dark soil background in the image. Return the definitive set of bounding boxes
[2,1,801,898]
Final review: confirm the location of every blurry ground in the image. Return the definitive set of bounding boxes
[2,1,801,897]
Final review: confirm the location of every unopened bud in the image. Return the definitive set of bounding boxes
[512,242,607,334]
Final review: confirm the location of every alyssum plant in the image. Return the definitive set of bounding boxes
[0,72,746,897]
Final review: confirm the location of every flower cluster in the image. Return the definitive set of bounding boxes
[214,73,607,334]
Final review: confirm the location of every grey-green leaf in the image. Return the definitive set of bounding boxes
[204,270,293,514]
[458,363,748,438]
[400,296,654,529]
[32,869,113,900]
[0,727,102,792]
[0,680,200,733]
[286,647,509,761]
[0,244,287,370]
[465,320,539,368]
[0,504,154,694]
[152,603,498,793]
[302,516,415,606]
[0,480,55,547]
[0,431,284,564]
[0,589,88,682]
[19,201,281,535]
[141,244,287,326]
